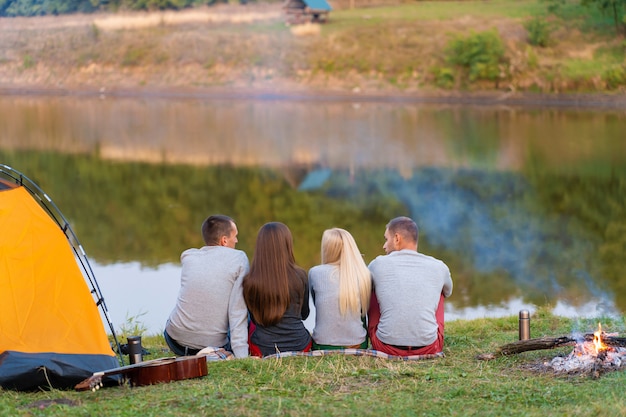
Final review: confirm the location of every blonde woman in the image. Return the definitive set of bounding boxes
[308,228,372,350]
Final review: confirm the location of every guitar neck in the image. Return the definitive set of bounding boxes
[92,356,177,377]
[76,354,209,391]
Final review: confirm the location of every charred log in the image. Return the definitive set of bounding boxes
[495,336,576,356]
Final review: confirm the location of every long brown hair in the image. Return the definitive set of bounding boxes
[243,222,306,326]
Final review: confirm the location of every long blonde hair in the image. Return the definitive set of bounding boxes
[321,228,371,317]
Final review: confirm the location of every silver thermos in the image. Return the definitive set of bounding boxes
[519,310,530,340]
[127,336,143,364]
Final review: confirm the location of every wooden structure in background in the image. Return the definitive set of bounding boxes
[283,0,332,24]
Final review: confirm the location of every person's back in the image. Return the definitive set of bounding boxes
[369,250,449,347]
[243,222,311,357]
[309,228,371,349]
[248,267,310,356]
[368,216,452,356]
[164,215,250,358]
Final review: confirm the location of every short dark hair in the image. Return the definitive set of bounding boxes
[387,216,418,243]
[201,215,235,246]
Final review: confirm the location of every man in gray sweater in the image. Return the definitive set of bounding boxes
[164,215,250,358]
[368,216,453,356]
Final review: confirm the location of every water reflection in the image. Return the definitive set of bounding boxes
[3,95,623,172]
[1,94,625,335]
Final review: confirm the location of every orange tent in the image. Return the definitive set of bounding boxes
[0,170,120,390]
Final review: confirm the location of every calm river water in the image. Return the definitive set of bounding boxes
[1,93,625,335]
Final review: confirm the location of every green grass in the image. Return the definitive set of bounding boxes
[562,58,605,78]
[3,311,626,416]
[329,0,547,24]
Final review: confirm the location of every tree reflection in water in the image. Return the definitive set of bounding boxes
[1,96,625,334]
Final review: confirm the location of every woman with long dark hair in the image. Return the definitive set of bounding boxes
[243,222,311,357]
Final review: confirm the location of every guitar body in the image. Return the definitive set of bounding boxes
[76,355,208,391]
[129,356,208,387]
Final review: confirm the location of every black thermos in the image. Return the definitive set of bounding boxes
[127,336,143,364]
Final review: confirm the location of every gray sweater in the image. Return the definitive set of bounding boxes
[308,264,367,346]
[368,249,453,347]
[165,245,250,358]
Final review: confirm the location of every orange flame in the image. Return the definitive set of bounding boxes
[593,322,606,354]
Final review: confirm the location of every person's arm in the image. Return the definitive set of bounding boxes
[300,270,310,320]
[442,265,453,298]
[228,255,250,358]
[308,269,316,305]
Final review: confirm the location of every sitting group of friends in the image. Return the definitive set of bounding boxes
[163,214,453,359]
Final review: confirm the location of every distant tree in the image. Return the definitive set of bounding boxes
[0,0,10,15]
[0,0,97,16]
[545,0,626,36]
[0,0,197,15]
[581,0,626,34]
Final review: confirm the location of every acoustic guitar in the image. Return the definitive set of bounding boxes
[75,355,208,391]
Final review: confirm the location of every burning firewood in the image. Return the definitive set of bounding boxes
[477,334,626,359]
[477,324,626,378]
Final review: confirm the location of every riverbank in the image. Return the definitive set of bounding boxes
[3,84,626,109]
[1,0,625,105]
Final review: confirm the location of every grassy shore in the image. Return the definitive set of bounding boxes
[2,310,626,416]
[1,0,625,97]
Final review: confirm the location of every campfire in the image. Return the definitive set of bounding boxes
[546,323,626,377]
[479,322,626,379]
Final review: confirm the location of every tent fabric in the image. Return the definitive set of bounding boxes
[0,351,119,391]
[302,0,331,11]
[0,183,118,391]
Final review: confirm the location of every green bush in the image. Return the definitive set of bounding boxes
[21,54,35,69]
[432,66,455,89]
[122,47,148,66]
[444,29,507,85]
[603,65,626,89]
[524,16,551,47]
[526,45,539,69]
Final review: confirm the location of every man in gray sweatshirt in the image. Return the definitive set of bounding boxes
[164,215,250,358]
[368,216,453,356]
